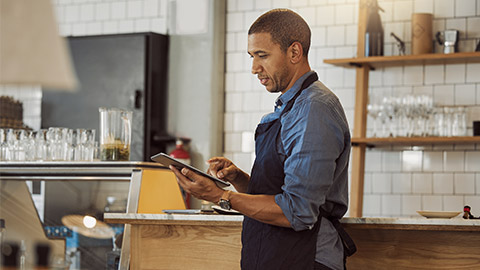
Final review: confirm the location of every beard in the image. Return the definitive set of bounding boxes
[266,64,291,93]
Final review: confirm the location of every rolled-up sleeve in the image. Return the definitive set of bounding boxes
[274,97,346,231]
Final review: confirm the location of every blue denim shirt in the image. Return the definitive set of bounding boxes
[261,71,351,270]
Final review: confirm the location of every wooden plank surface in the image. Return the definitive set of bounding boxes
[349,65,370,217]
[349,146,366,217]
[118,216,480,270]
[347,0,370,217]
[356,0,368,58]
[345,227,480,269]
[324,51,480,69]
[106,217,243,227]
[343,222,480,232]
[131,224,242,270]
[352,136,480,147]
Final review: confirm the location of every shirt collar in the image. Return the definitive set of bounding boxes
[274,70,315,111]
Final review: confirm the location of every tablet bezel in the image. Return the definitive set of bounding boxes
[151,152,230,188]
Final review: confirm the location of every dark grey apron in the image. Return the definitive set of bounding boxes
[241,73,321,270]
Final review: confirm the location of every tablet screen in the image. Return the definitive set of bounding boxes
[151,152,230,188]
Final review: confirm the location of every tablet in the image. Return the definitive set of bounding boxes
[151,152,230,188]
[163,209,215,214]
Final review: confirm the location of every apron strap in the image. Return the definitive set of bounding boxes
[281,72,318,114]
[320,209,357,257]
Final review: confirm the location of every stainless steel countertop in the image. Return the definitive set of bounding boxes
[0,161,168,181]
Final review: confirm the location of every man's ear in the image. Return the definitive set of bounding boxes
[289,42,303,64]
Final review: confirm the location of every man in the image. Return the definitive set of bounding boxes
[170,9,353,270]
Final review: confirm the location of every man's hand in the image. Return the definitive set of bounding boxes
[207,157,250,193]
[171,162,291,228]
[170,165,224,203]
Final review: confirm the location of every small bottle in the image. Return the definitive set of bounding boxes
[365,0,384,56]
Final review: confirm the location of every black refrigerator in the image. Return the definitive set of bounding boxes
[42,32,172,161]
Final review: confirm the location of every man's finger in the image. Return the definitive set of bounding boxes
[207,157,223,163]
[218,164,238,179]
[180,167,206,183]
[170,165,193,189]
[207,159,230,177]
[207,164,220,177]
[207,161,223,171]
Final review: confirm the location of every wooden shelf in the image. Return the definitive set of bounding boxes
[324,52,480,69]
[333,0,480,217]
[352,136,480,147]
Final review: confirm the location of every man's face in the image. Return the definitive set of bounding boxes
[248,33,292,94]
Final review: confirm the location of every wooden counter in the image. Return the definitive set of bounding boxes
[342,217,480,269]
[105,213,243,270]
[105,214,480,270]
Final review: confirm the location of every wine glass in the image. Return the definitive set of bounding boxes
[367,98,382,137]
[402,95,416,137]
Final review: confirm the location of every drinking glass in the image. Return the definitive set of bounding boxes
[396,98,408,137]
[382,97,399,137]
[417,95,433,136]
[0,129,6,161]
[24,130,35,161]
[5,129,14,161]
[73,129,96,161]
[443,107,454,137]
[74,129,83,161]
[402,95,415,137]
[34,129,48,161]
[8,129,26,161]
[47,128,61,161]
[83,129,96,161]
[99,108,132,161]
[61,128,74,161]
[433,108,443,136]
[367,102,382,137]
[452,107,467,136]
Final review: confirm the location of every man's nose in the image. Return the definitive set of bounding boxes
[251,58,261,74]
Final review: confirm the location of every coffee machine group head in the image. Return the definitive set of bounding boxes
[435,30,459,54]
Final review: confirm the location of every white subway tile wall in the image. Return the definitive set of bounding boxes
[455,84,477,106]
[454,173,476,194]
[414,0,434,14]
[433,173,454,194]
[434,0,455,18]
[224,0,479,217]
[2,0,475,217]
[423,151,444,172]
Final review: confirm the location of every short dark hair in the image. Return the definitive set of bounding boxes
[248,9,311,56]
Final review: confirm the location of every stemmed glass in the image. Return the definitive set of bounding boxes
[367,103,382,137]
[416,95,433,136]
[382,97,402,137]
[395,98,408,137]
[452,107,467,136]
[367,94,385,138]
[402,95,415,137]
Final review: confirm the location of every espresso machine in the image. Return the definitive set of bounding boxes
[436,29,459,54]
